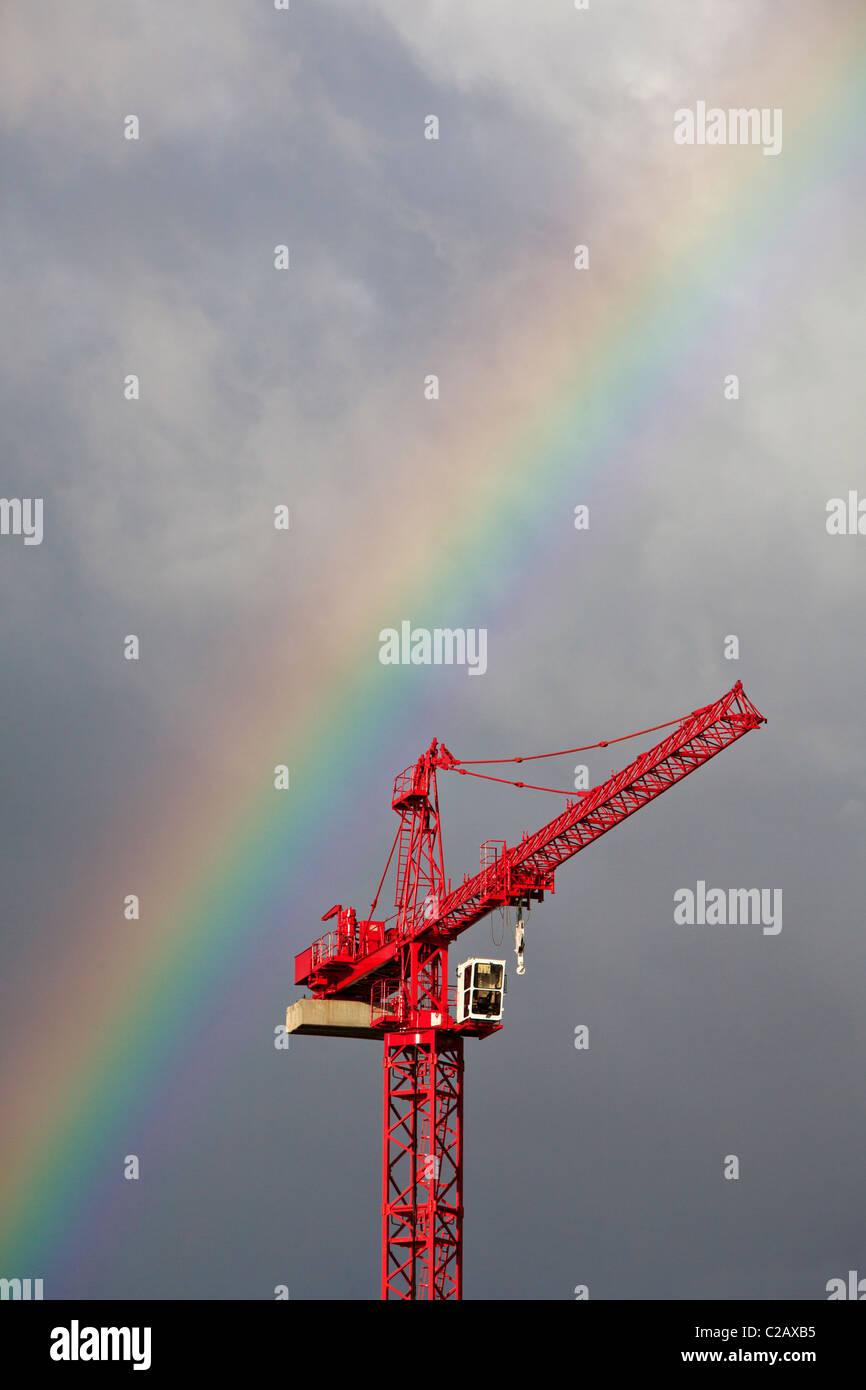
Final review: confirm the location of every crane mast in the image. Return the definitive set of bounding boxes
[289,679,766,1299]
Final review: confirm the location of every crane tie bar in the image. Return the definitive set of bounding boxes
[445,707,699,769]
[447,766,581,795]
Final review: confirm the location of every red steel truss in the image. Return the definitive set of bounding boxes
[292,680,766,1298]
[382,1031,463,1301]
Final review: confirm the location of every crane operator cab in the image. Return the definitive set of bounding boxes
[456,959,506,1024]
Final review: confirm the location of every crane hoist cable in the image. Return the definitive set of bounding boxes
[369,822,402,918]
[491,904,506,948]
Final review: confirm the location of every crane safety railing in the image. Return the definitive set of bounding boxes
[311,931,358,967]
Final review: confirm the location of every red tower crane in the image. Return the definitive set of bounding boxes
[288,679,766,1300]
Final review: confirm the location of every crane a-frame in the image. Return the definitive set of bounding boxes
[288,679,766,1299]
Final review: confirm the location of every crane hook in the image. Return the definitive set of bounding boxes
[514,899,527,975]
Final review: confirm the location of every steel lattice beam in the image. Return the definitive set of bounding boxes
[382,1031,463,1300]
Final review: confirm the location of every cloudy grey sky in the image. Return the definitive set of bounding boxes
[1,0,864,1299]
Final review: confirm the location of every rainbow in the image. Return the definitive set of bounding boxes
[1,12,863,1277]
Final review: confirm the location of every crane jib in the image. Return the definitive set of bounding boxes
[433,702,763,937]
[293,680,765,993]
